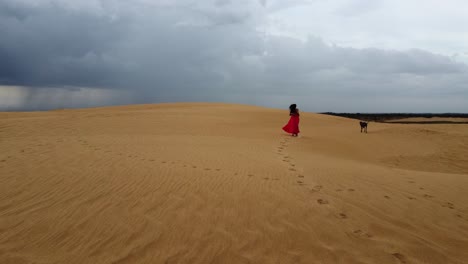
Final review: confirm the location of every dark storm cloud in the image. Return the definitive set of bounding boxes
[0,0,467,112]
[0,1,131,87]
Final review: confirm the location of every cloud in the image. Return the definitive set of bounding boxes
[333,0,382,17]
[0,85,133,111]
[0,0,467,112]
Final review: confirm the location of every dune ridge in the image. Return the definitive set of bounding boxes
[1,103,467,263]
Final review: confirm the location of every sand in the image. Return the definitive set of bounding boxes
[1,103,467,264]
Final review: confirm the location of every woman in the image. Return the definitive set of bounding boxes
[282,104,300,137]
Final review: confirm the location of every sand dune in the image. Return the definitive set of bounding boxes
[1,103,467,264]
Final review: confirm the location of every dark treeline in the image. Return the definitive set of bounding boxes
[321,112,468,123]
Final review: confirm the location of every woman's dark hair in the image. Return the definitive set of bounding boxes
[289,104,297,115]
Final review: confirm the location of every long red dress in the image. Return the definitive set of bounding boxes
[282,113,300,134]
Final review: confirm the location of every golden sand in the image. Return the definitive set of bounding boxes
[1,103,467,263]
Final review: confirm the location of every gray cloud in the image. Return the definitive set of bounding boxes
[0,0,467,112]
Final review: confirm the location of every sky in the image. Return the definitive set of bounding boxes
[1,0,467,112]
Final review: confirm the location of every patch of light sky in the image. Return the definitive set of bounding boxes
[261,0,468,64]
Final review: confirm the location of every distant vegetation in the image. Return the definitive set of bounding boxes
[321,113,468,124]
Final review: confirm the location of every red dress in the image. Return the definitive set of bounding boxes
[282,113,300,134]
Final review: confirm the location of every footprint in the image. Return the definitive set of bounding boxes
[216,169,221,171]
[263,177,269,180]
[297,180,303,184]
[392,253,408,264]
[408,181,415,184]
[248,174,253,177]
[419,187,425,190]
[192,166,197,168]
[384,195,390,199]
[338,213,347,219]
[353,229,373,238]
[348,188,355,192]
[442,202,455,209]
[204,168,211,171]
[423,194,433,198]
[289,168,296,171]
[407,196,416,200]
[310,185,323,194]
[352,229,364,236]
[317,199,329,205]
[298,175,304,178]
[162,161,167,164]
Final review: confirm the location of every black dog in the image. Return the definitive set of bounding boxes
[360,121,368,133]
